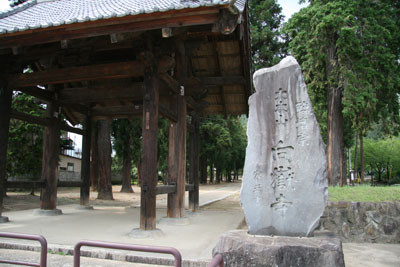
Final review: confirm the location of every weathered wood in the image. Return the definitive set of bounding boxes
[156,185,176,195]
[59,83,144,104]
[90,121,99,191]
[239,5,253,115]
[60,124,84,135]
[0,10,220,49]
[10,61,145,87]
[4,180,84,188]
[159,73,180,94]
[18,86,54,102]
[5,181,45,189]
[10,110,51,126]
[80,114,91,206]
[159,103,177,123]
[10,109,84,134]
[140,53,159,230]
[185,184,195,192]
[200,76,246,86]
[57,181,83,187]
[189,112,200,211]
[0,83,12,217]
[40,87,61,210]
[167,40,187,218]
[92,105,142,118]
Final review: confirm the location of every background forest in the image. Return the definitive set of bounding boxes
[6,0,400,190]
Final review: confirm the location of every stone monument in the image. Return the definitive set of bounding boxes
[240,56,328,236]
[212,57,344,267]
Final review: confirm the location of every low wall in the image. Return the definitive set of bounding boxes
[317,201,400,243]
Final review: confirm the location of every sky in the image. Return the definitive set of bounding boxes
[0,0,307,149]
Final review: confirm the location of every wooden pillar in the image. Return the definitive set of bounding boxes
[80,114,91,206]
[140,53,159,230]
[40,91,61,210]
[189,112,200,211]
[167,95,187,218]
[0,82,12,222]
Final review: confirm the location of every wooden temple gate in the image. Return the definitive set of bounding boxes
[0,0,252,230]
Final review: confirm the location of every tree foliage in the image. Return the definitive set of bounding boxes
[283,0,400,184]
[249,0,286,70]
[200,115,247,182]
[7,92,44,178]
[353,137,400,185]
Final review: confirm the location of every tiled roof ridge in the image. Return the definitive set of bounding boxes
[0,0,37,19]
[0,0,245,35]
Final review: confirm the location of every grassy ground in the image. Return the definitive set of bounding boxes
[328,185,400,202]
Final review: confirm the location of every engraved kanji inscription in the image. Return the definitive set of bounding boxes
[275,88,289,124]
[296,101,311,145]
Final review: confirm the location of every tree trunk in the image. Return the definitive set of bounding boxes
[136,161,141,185]
[359,133,365,184]
[354,134,358,178]
[209,161,214,184]
[120,147,134,193]
[97,120,113,200]
[200,155,207,184]
[326,41,344,186]
[90,121,99,191]
[216,168,221,184]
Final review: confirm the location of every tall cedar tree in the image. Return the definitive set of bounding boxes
[284,0,400,185]
[249,0,286,70]
[97,120,113,200]
[111,119,136,193]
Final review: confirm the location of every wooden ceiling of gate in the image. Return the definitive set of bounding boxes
[0,4,252,124]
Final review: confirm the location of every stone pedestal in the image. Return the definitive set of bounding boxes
[212,230,345,267]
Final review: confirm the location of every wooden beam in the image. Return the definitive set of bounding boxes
[12,109,84,134]
[80,114,91,207]
[18,86,54,102]
[159,73,180,94]
[5,181,45,189]
[185,184,195,192]
[0,85,12,220]
[58,83,144,104]
[57,181,83,187]
[10,110,51,126]
[92,105,142,118]
[156,185,176,195]
[9,61,145,87]
[140,53,159,231]
[60,124,84,135]
[0,10,220,49]
[159,103,177,123]
[199,76,246,86]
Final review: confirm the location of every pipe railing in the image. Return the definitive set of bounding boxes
[0,232,47,267]
[73,240,182,267]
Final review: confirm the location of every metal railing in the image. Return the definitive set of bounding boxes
[208,254,224,267]
[73,240,182,267]
[0,232,47,267]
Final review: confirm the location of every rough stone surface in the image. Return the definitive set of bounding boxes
[241,56,328,236]
[212,230,345,267]
[317,201,400,243]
